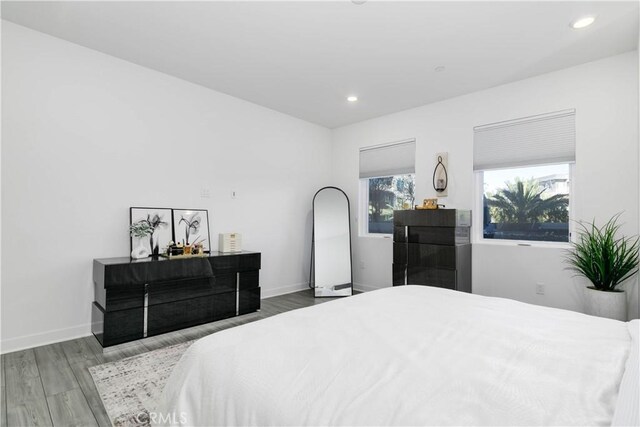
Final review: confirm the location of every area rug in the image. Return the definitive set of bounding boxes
[89,341,194,427]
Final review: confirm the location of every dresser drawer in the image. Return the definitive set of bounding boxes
[392,264,406,286]
[393,243,407,265]
[101,258,213,287]
[92,302,144,347]
[212,273,237,294]
[213,291,237,321]
[406,243,456,269]
[98,284,145,312]
[408,226,470,245]
[407,267,456,289]
[147,295,214,336]
[147,277,214,306]
[210,253,261,272]
[239,287,261,315]
[394,209,471,227]
[394,226,407,243]
[239,270,259,290]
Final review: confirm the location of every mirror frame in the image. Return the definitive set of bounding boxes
[309,186,354,298]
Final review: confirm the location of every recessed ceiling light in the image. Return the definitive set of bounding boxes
[351,0,367,4]
[571,16,596,29]
[347,96,358,102]
[434,66,446,72]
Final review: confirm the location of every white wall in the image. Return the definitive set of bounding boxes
[1,22,332,353]
[332,51,639,319]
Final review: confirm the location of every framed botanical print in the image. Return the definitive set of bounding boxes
[130,207,173,257]
[172,209,211,252]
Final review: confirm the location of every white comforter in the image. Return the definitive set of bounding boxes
[158,286,636,426]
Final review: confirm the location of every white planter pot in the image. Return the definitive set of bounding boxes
[131,244,150,260]
[584,287,627,321]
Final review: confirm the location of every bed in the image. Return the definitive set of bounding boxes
[157,286,639,426]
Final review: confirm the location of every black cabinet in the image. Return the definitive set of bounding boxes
[92,252,261,347]
[393,209,471,292]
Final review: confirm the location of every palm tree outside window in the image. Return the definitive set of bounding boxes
[367,174,415,234]
[482,164,570,242]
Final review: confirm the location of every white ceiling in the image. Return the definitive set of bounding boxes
[2,1,638,128]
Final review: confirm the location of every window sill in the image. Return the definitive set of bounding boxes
[473,240,571,249]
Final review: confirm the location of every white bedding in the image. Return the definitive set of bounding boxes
[158,286,637,426]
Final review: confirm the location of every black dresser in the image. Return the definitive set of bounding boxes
[393,209,471,292]
[92,251,261,347]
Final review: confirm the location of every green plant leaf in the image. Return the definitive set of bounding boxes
[564,213,639,291]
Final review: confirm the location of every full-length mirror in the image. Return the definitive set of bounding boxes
[311,187,353,297]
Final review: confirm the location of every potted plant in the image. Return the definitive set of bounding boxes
[130,220,154,259]
[129,214,169,258]
[565,214,639,321]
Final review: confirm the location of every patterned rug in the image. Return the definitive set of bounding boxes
[89,341,194,427]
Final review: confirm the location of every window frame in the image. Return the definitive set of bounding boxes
[473,162,575,248]
[359,174,415,238]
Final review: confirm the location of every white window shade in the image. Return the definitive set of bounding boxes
[473,110,575,171]
[359,139,416,179]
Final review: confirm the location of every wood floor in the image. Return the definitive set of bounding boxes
[0,289,332,427]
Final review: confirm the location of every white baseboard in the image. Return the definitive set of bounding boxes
[1,323,92,354]
[261,282,311,299]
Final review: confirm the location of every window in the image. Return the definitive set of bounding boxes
[474,110,575,243]
[359,139,415,235]
[365,174,415,234]
[481,164,570,242]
